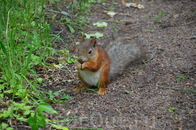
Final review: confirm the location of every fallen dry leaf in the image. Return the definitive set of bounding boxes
[104,11,117,18]
[186,82,190,85]
[51,63,63,69]
[125,2,144,9]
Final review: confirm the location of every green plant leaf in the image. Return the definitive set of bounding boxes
[0,123,8,129]
[27,116,37,127]
[37,120,47,128]
[53,89,66,96]
[67,25,75,33]
[51,124,69,130]
[168,107,175,112]
[93,22,108,28]
[125,90,134,94]
[31,54,41,66]
[7,127,14,130]
[37,78,43,84]
[27,103,55,129]
[0,107,14,118]
[176,74,188,83]
[67,57,77,63]
[61,94,72,100]
[37,103,57,114]
[23,110,34,116]
[84,33,104,38]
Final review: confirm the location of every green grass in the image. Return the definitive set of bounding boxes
[152,12,165,24]
[0,0,56,129]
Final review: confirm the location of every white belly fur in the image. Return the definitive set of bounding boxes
[79,69,102,86]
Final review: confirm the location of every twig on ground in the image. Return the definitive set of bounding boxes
[186,35,196,39]
[180,20,196,26]
[146,49,157,62]
[45,8,72,16]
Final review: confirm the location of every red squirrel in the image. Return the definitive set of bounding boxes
[74,37,141,94]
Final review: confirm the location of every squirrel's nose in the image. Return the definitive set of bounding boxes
[78,56,88,64]
[78,59,84,64]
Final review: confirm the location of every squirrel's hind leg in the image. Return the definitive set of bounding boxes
[98,64,110,95]
[74,85,89,91]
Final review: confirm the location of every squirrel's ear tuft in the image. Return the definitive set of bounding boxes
[90,37,96,48]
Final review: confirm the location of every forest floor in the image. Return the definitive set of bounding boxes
[40,0,196,130]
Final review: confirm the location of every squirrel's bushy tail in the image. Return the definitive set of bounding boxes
[106,38,142,79]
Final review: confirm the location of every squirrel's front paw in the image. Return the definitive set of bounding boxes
[76,62,82,69]
[76,62,86,70]
[81,63,86,70]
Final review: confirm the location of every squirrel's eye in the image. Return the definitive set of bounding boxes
[88,50,92,54]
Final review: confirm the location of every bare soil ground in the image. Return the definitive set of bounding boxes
[40,0,196,130]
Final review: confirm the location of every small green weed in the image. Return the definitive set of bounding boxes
[168,107,175,112]
[59,49,77,64]
[111,23,117,33]
[108,0,116,11]
[152,12,165,24]
[176,74,188,83]
[115,20,121,24]
[41,89,69,106]
[167,107,183,120]
[125,90,134,94]
[27,103,57,130]
[146,29,155,32]
[191,10,196,16]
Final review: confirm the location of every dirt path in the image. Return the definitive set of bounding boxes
[43,0,196,129]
